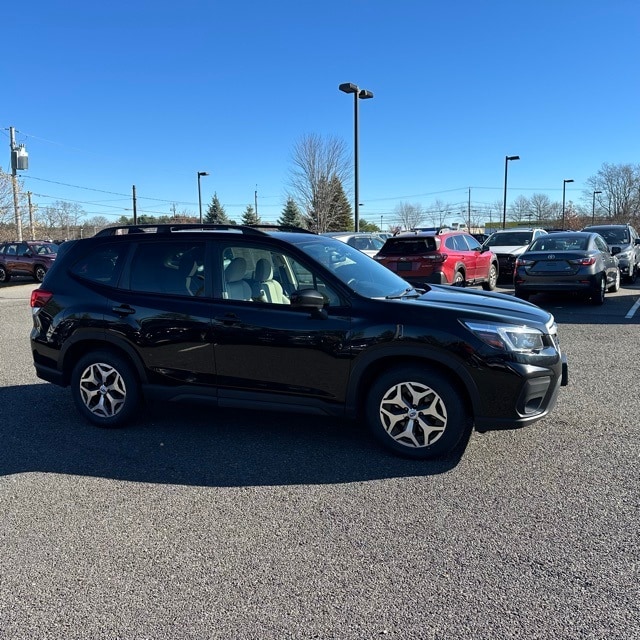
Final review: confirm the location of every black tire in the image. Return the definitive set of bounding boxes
[70,350,141,427]
[626,263,637,284]
[0,265,10,283]
[453,270,465,287]
[365,366,471,459]
[608,268,620,293]
[34,265,47,283]
[590,274,606,305]
[514,287,530,301]
[481,263,498,291]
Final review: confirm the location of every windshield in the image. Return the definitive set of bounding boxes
[297,236,416,298]
[485,232,533,247]
[32,243,59,255]
[588,228,629,244]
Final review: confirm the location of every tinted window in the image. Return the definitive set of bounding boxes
[128,241,206,296]
[588,227,629,244]
[379,237,437,255]
[71,243,128,285]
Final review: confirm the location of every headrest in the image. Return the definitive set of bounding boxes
[225,257,247,283]
[254,258,273,281]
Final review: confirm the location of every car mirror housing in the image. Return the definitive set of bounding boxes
[290,288,326,310]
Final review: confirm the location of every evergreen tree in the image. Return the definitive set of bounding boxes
[327,176,353,231]
[204,193,230,224]
[278,197,305,228]
[241,204,260,225]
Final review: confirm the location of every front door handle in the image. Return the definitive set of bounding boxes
[112,304,136,316]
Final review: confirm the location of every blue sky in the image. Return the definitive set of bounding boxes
[3,0,639,228]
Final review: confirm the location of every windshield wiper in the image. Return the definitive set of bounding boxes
[386,286,425,299]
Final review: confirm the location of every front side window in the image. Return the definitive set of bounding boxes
[219,243,341,306]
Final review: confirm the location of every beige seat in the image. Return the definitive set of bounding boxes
[253,258,289,304]
[224,257,252,300]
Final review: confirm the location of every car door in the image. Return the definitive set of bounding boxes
[593,235,618,287]
[446,234,477,281]
[94,239,217,388]
[210,240,353,408]
[462,233,492,282]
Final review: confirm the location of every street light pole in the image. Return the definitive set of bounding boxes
[339,82,374,232]
[592,190,602,225]
[502,155,520,229]
[197,171,209,223]
[562,179,574,229]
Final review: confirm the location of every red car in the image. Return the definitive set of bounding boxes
[374,230,499,290]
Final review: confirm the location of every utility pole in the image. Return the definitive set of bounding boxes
[254,186,258,217]
[27,191,35,240]
[9,127,28,242]
[132,185,137,224]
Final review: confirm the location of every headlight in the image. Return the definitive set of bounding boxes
[461,320,548,353]
[616,250,632,260]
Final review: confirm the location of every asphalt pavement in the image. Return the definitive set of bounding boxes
[1,279,639,639]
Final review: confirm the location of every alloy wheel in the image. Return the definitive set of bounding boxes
[379,380,448,449]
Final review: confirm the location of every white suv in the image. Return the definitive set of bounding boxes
[484,228,548,282]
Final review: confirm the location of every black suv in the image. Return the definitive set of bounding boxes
[30,224,568,459]
[581,224,640,283]
[0,240,58,283]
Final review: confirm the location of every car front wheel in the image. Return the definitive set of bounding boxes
[365,366,471,459]
[34,265,47,282]
[71,350,141,427]
[0,265,10,283]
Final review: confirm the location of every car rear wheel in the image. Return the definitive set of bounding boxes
[0,265,10,283]
[71,350,141,427]
[591,274,606,305]
[608,268,620,293]
[481,263,498,291]
[365,366,471,459]
[453,270,465,287]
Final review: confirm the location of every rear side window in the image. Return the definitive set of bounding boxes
[379,238,437,255]
[129,241,206,297]
[71,244,128,285]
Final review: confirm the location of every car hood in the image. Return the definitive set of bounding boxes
[409,284,553,327]
[488,244,528,255]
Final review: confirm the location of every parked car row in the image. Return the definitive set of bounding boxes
[325,225,639,307]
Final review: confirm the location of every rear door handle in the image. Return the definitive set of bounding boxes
[214,314,241,326]
[112,304,136,316]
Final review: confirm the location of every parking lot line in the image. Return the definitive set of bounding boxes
[625,298,640,319]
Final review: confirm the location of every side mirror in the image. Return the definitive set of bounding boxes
[635,238,640,246]
[290,288,326,310]
[611,246,621,256]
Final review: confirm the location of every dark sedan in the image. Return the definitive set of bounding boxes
[513,232,620,305]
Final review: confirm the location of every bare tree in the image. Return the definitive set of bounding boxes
[395,202,427,230]
[509,195,531,224]
[426,200,451,228]
[585,162,640,222]
[289,134,351,232]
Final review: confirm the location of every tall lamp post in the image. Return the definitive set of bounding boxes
[339,82,374,232]
[591,190,602,225]
[197,171,209,223]
[562,179,574,229]
[502,155,520,229]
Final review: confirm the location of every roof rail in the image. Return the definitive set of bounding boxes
[94,223,314,237]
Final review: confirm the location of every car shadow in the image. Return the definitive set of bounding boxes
[0,384,470,487]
